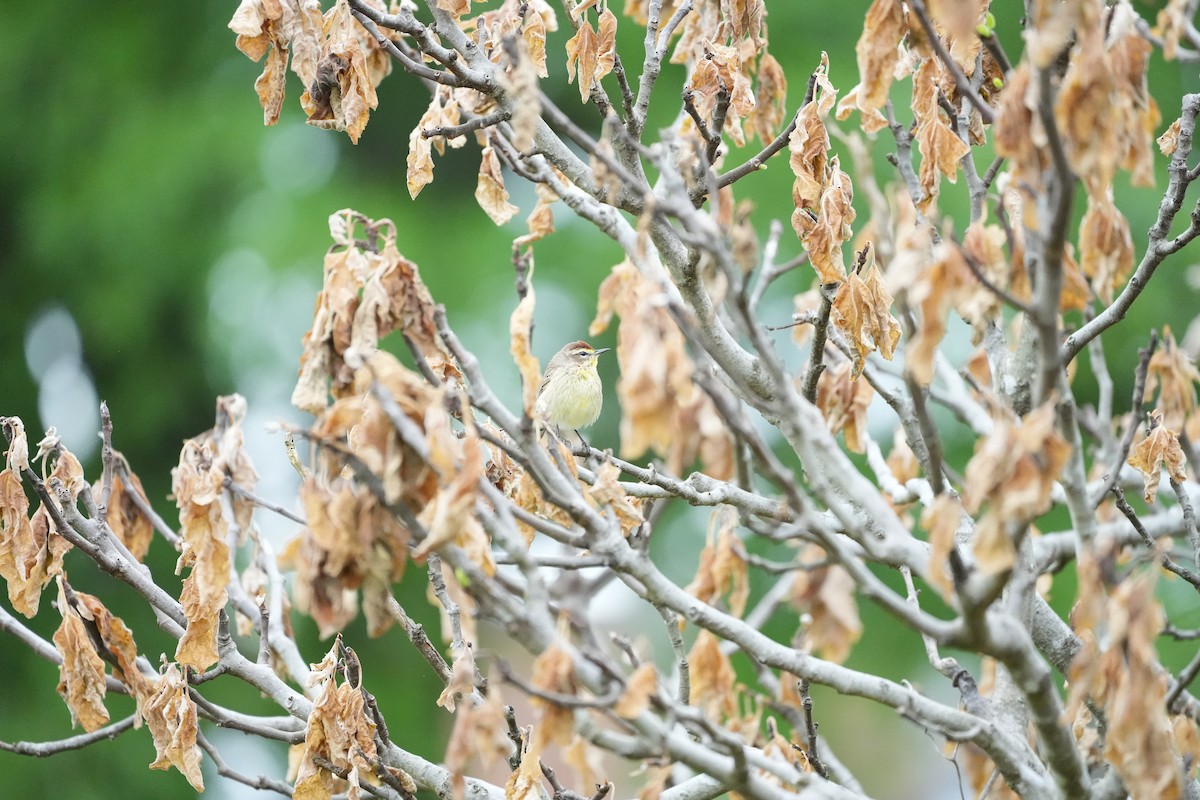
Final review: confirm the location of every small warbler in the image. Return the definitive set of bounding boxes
[535,341,610,436]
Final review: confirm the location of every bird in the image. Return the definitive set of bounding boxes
[534,340,610,440]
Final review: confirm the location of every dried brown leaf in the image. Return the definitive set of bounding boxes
[53,578,111,733]
[815,360,874,454]
[590,260,733,479]
[790,545,862,664]
[614,663,657,719]
[144,664,204,791]
[476,144,519,225]
[832,253,901,377]
[1127,411,1188,504]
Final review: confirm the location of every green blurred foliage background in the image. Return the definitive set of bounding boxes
[1,2,1198,798]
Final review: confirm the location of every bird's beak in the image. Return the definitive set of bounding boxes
[595,348,611,355]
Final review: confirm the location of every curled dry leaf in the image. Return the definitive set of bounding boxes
[290,352,456,637]
[1127,411,1188,504]
[1159,117,1183,156]
[746,51,787,146]
[529,635,577,746]
[229,0,324,125]
[1068,571,1180,799]
[52,577,111,733]
[514,181,559,249]
[799,160,857,285]
[1144,327,1200,431]
[922,493,962,601]
[685,39,757,148]
[408,86,470,199]
[437,643,477,713]
[0,440,76,617]
[685,506,750,617]
[889,210,999,384]
[590,260,733,479]
[614,662,658,719]
[413,424,494,578]
[104,458,154,563]
[831,249,901,378]
[837,0,905,133]
[911,59,970,213]
[475,144,519,226]
[789,53,836,222]
[587,459,644,536]
[1079,193,1134,305]
[144,664,205,791]
[1057,8,1158,198]
[789,544,862,664]
[437,0,471,18]
[510,263,541,417]
[815,360,874,454]
[502,39,542,151]
[172,433,232,670]
[294,642,379,800]
[566,9,617,103]
[688,629,737,721]
[962,401,1070,574]
[443,672,509,797]
[293,210,457,414]
[299,0,384,144]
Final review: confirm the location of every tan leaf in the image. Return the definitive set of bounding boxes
[590,260,733,479]
[832,251,901,377]
[436,0,470,18]
[522,6,549,77]
[510,275,541,418]
[530,638,576,745]
[104,461,154,562]
[587,459,644,537]
[294,641,378,800]
[1127,411,1188,504]
[0,444,78,617]
[688,630,737,720]
[746,52,787,146]
[962,400,1071,557]
[614,663,657,719]
[414,433,491,576]
[514,182,558,248]
[1159,118,1183,156]
[3,416,29,473]
[1144,326,1200,431]
[795,163,856,284]
[684,506,749,617]
[299,0,380,144]
[815,360,874,454]
[1100,576,1180,799]
[294,211,458,412]
[596,9,617,79]
[229,0,284,61]
[565,17,599,103]
[912,59,969,213]
[476,144,519,225]
[53,578,110,733]
[922,494,961,601]
[437,643,477,713]
[845,0,906,128]
[144,664,204,791]
[172,399,250,669]
[1078,194,1134,305]
[790,546,862,664]
[504,42,542,151]
[406,113,435,199]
